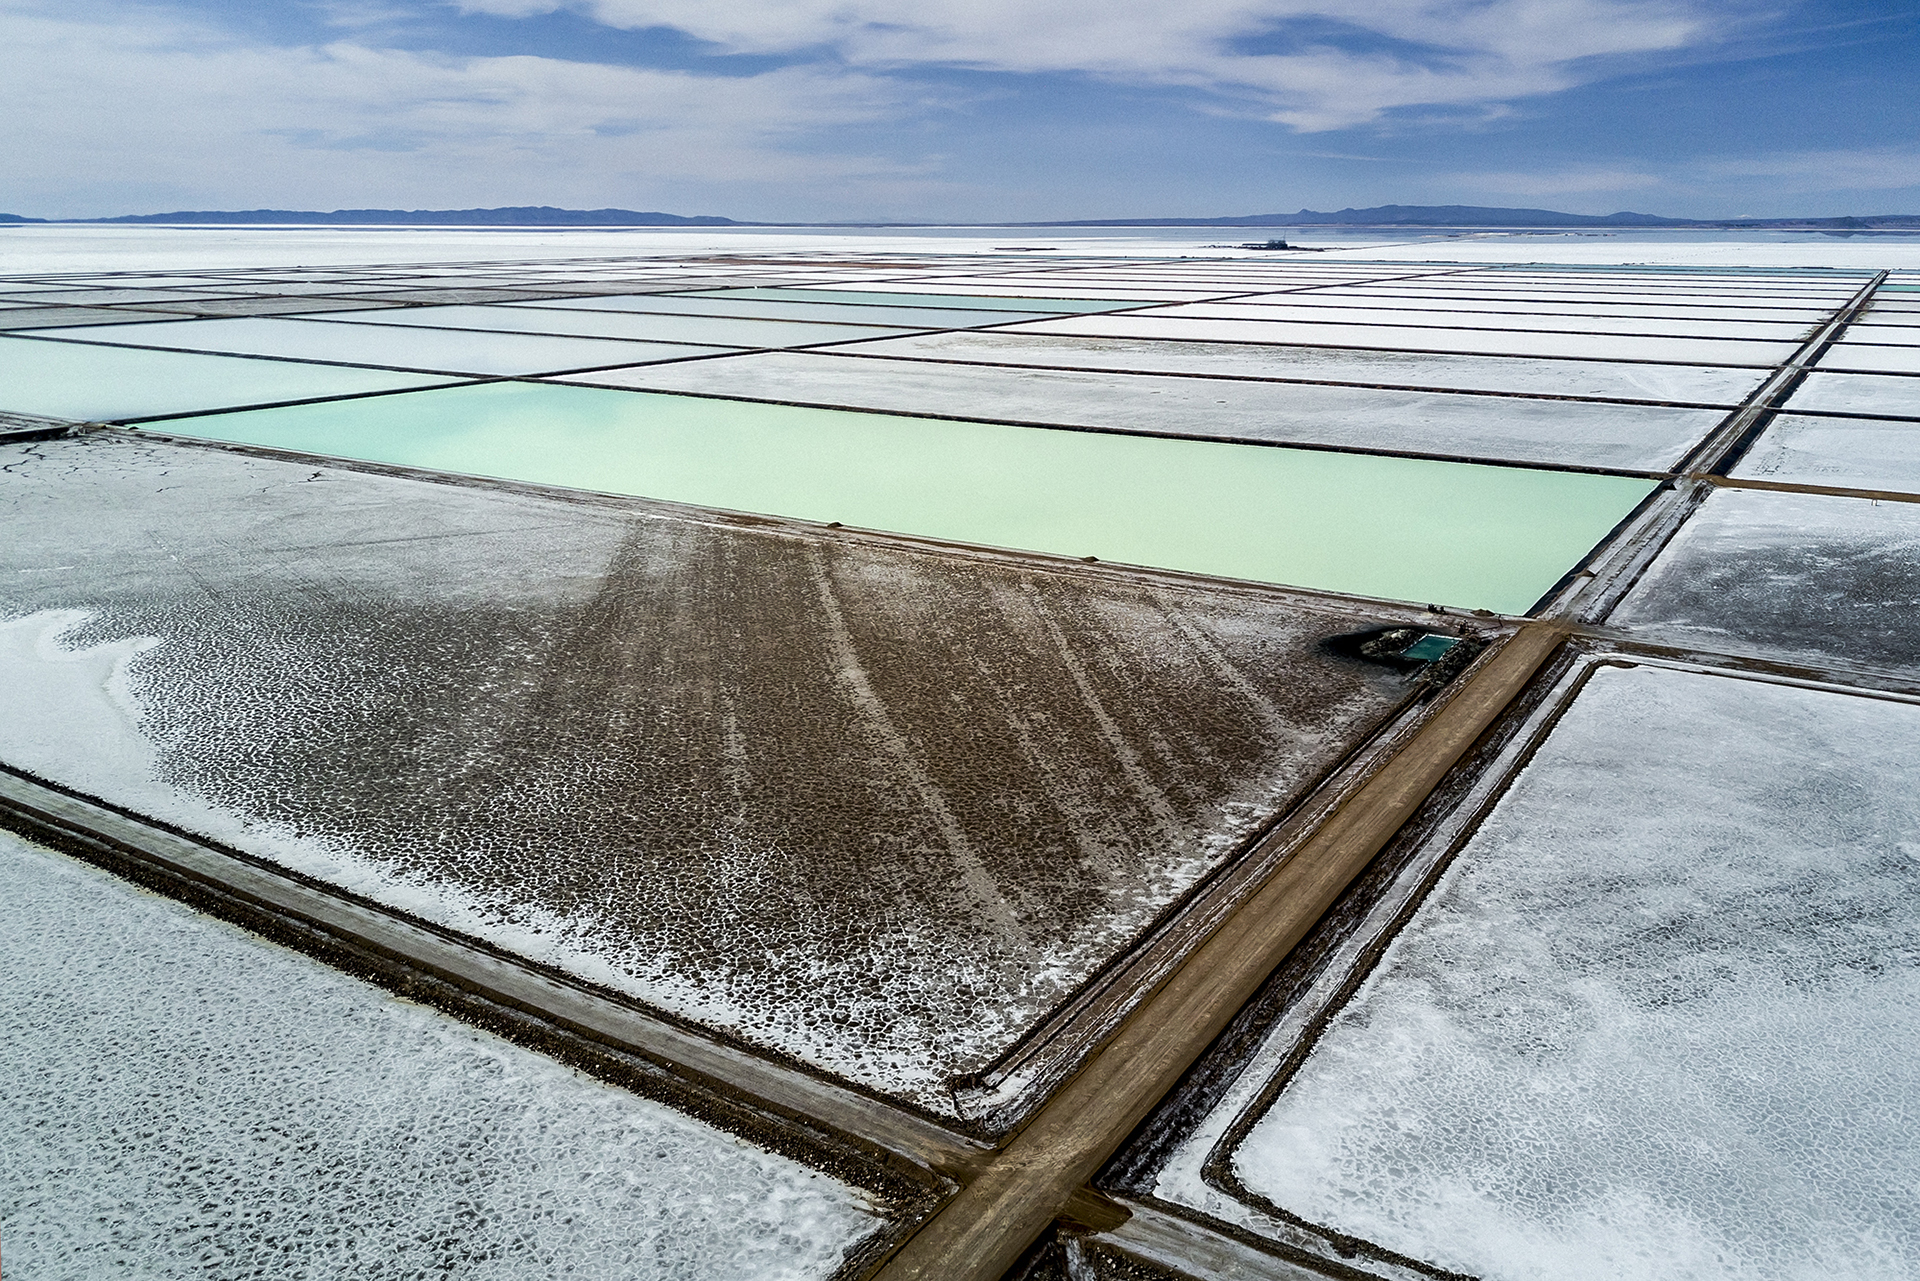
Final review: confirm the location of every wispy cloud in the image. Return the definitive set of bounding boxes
[0,0,929,215]
[452,0,1729,130]
[3,0,1893,220]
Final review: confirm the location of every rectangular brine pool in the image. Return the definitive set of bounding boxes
[142,381,1654,615]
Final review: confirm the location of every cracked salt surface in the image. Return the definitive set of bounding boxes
[1611,486,1920,673]
[1230,666,1920,1280]
[0,829,888,1281]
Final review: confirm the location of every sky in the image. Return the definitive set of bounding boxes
[0,0,1915,222]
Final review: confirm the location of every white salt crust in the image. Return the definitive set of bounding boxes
[0,829,886,1281]
[999,314,1797,366]
[1730,414,1920,494]
[1609,486,1920,674]
[1786,371,1920,419]
[1231,666,1920,1281]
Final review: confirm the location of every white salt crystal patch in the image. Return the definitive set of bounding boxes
[1730,414,1920,493]
[1204,293,1826,324]
[1122,300,1817,342]
[825,330,1771,404]
[0,828,887,1281]
[1230,666,1920,1280]
[1786,371,1920,418]
[1818,344,1920,375]
[0,608,160,779]
[1843,321,1920,346]
[997,314,1796,366]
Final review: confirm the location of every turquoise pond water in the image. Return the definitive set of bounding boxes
[142,381,1655,614]
[0,335,452,420]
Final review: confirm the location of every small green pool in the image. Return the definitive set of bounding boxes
[143,381,1654,614]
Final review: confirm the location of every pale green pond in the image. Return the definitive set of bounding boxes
[142,381,1654,614]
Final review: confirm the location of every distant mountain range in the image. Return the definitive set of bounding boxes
[2,203,1916,229]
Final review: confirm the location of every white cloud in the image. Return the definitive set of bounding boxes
[0,0,922,216]
[0,0,1825,220]
[455,0,1722,130]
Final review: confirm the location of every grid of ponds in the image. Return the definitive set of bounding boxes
[2,244,1915,1281]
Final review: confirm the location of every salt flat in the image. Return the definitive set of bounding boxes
[5,231,1916,1280]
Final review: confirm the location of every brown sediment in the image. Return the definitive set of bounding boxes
[0,430,1422,1121]
[1707,473,1920,504]
[865,622,1568,1281]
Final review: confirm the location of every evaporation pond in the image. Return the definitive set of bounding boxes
[682,287,1137,313]
[144,381,1653,614]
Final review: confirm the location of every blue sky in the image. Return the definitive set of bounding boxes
[1,0,1914,220]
